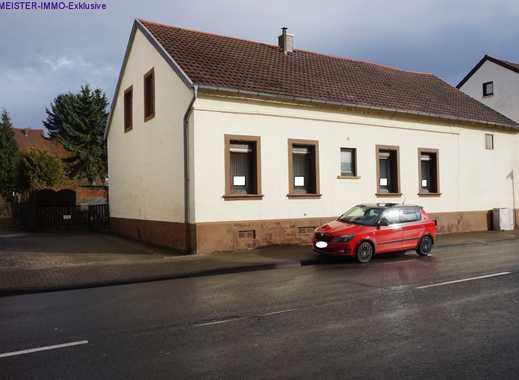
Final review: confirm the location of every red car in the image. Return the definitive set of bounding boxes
[313,203,436,263]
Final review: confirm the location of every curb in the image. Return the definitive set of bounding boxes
[1,236,518,297]
[0,261,301,298]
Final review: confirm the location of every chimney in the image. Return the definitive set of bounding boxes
[278,27,294,54]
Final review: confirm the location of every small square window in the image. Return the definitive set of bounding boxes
[483,81,494,97]
[340,148,357,177]
[485,134,494,150]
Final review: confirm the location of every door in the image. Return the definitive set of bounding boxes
[399,207,425,249]
[374,208,403,253]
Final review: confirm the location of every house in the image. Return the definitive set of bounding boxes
[106,19,519,254]
[457,55,519,123]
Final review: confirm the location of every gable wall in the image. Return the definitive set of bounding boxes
[107,28,193,233]
[459,60,519,123]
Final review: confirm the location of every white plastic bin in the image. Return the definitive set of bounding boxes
[492,208,514,231]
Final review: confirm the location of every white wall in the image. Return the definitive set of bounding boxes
[460,60,519,123]
[192,96,519,223]
[107,29,193,222]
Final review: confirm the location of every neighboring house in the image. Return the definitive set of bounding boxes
[106,19,518,254]
[13,128,108,206]
[457,55,519,123]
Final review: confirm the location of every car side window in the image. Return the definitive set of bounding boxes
[381,208,400,225]
[399,207,421,223]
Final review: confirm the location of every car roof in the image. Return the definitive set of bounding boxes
[358,203,422,209]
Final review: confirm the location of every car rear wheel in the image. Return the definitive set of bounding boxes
[417,236,433,256]
[356,241,374,263]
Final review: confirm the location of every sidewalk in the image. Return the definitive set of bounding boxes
[1,229,519,297]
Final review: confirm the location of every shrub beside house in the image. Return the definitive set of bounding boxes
[13,128,108,206]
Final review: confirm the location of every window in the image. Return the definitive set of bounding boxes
[418,148,439,195]
[288,139,320,197]
[144,68,155,121]
[339,148,357,177]
[338,205,384,226]
[224,135,262,199]
[124,86,133,132]
[483,81,494,97]
[399,207,422,223]
[485,134,494,150]
[376,145,400,195]
[380,208,400,225]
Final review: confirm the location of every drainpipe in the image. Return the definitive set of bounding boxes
[183,85,198,254]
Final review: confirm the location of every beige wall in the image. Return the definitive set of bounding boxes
[460,60,519,123]
[192,95,519,223]
[107,29,193,223]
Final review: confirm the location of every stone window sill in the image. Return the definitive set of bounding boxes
[287,193,322,199]
[223,194,264,201]
[418,192,442,197]
[375,192,402,198]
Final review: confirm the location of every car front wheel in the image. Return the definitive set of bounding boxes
[356,241,374,263]
[417,236,433,256]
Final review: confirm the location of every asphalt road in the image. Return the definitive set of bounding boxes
[1,240,519,379]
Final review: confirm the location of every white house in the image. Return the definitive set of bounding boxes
[458,55,519,123]
[106,19,519,254]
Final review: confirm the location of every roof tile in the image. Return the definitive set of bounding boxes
[140,20,517,128]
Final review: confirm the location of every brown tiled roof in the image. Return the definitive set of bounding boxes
[457,55,519,89]
[14,128,69,158]
[138,20,517,128]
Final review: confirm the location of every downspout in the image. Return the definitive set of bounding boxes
[183,84,198,254]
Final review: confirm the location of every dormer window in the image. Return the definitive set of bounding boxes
[483,81,494,97]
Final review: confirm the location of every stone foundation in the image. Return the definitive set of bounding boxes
[111,209,517,254]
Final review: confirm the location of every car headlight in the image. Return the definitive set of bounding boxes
[335,235,353,242]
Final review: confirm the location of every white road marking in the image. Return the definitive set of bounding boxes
[258,309,297,317]
[195,318,245,327]
[195,308,297,327]
[416,272,512,289]
[0,340,88,359]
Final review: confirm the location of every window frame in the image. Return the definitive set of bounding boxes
[417,148,441,197]
[485,133,494,150]
[337,147,359,179]
[143,68,155,122]
[287,139,321,198]
[482,81,494,97]
[375,145,401,197]
[223,134,263,200]
[123,85,133,133]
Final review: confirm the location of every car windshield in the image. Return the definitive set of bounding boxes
[338,206,384,226]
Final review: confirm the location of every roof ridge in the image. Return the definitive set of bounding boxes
[138,18,278,50]
[138,18,433,77]
[486,54,519,66]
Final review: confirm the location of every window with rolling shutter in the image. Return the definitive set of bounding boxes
[224,135,262,200]
[288,139,320,198]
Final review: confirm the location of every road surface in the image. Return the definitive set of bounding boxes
[1,240,519,379]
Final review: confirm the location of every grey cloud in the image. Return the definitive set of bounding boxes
[1,0,518,129]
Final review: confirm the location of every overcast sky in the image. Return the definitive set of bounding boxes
[1,0,519,129]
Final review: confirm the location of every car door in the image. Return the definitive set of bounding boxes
[374,208,403,253]
[399,207,424,249]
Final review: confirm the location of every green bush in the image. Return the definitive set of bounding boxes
[18,149,65,191]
